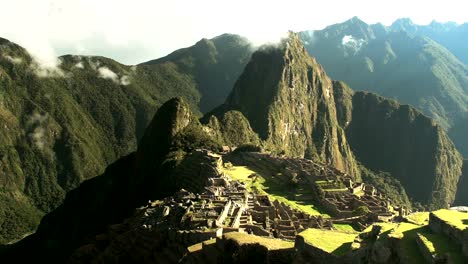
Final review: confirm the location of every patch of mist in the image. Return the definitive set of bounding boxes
[341,35,367,56]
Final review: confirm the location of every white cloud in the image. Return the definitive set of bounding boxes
[341,35,367,56]
[74,61,84,69]
[27,112,48,150]
[120,75,130,86]
[0,0,465,65]
[97,66,119,83]
[97,66,129,85]
[3,55,23,64]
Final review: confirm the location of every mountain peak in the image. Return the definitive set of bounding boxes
[223,34,361,176]
[344,16,368,27]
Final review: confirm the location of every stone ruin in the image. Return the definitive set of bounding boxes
[232,152,402,229]
[140,150,332,242]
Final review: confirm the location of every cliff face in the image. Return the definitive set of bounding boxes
[224,33,361,178]
[340,90,463,208]
[454,160,468,205]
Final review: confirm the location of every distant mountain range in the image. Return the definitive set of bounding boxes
[299,17,468,158]
[390,18,468,64]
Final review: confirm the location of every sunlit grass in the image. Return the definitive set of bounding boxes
[432,209,468,231]
[334,223,359,233]
[407,212,429,225]
[417,232,466,264]
[224,232,294,250]
[223,165,327,216]
[299,228,357,256]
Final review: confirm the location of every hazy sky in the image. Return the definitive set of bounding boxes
[0,0,466,65]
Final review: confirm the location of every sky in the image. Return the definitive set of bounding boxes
[0,0,466,65]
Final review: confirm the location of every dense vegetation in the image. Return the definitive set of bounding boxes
[359,165,411,209]
[142,34,253,113]
[0,97,218,262]
[0,34,251,243]
[344,91,462,209]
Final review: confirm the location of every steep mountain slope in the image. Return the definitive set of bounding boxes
[333,82,463,208]
[0,34,250,243]
[454,160,468,205]
[0,97,220,262]
[207,33,462,208]
[299,17,468,156]
[142,34,253,113]
[390,18,468,64]
[210,33,361,178]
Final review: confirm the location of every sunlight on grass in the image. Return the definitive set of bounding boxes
[417,232,467,264]
[432,209,468,231]
[224,232,294,250]
[407,212,429,225]
[389,223,426,264]
[224,165,327,216]
[299,228,357,256]
[334,223,358,233]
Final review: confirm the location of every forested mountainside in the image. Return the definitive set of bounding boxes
[0,34,251,243]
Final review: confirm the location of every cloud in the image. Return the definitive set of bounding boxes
[74,61,84,69]
[0,1,466,65]
[97,66,130,85]
[3,55,23,64]
[97,66,119,83]
[30,57,65,78]
[341,35,367,56]
[27,112,48,150]
[120,75,130,85]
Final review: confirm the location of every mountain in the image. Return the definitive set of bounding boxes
[299,17,468,157]
[390,18,468,64]
[142,34,253,113]
[207,33,361,178]
[454,160,468,205]
[2,34,463,262]
[206,32,462,208]
[0,97,220,262]
[335,84,462,208]
[0,34,251,244]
